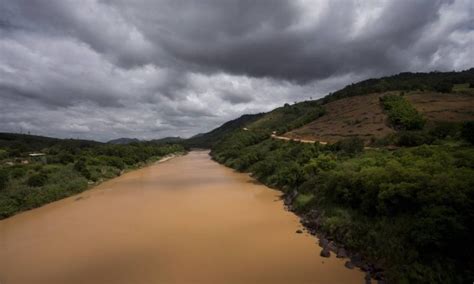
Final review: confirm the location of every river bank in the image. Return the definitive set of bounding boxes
[0,151,364,284]
[0,145,186,219]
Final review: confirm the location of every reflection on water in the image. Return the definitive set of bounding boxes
[0,151,363,284]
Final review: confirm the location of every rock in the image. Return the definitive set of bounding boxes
[320,248,330,258]
[284,190,298,206]
[361,263,371,272]
[374,271,384,280]
[365,272,371,284]
[344,261,355,269]
[308,209,319,218]
[327,241,338,253]
[318,238,329,248]
[350,253,362,266]
[336,248,347,258]
[296,229,303,234]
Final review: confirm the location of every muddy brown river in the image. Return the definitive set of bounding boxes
[0,151,363,284]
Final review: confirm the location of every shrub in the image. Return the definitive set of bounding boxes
[0,170,8,191]
[380,95,425,130]
[103,156,125,170]
[397,131,434,147]
[58,153,75,164]
[461,121,474,144]
[434,81,453,93]
[73,159,91,179]
[293,193,314,212]
[331,137,364,154]
[10,167,27,178]
[27,173,48,187]
[429,122,460,139]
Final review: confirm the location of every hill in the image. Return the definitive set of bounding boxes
[107,138,140,144]
[184,100,327,148]
[0,132,102,152]
[209,69,474,283]
[151,136,184,144]
[285,90,474,144]
[187,69,474,147]
[321,68,474,104]
[184,113,264,148]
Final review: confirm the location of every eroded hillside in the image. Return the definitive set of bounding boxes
[284,91,474,143]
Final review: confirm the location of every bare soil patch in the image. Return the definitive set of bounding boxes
[285,93,394,143]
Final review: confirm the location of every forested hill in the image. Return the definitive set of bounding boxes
[0,133,102,152]
[321,68,474,104]
[208,69,474,283]
[185,69,474,149]
[184,113,264,148]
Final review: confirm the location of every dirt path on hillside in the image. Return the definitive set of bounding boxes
[271,134,328,145]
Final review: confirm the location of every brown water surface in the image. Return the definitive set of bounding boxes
[0,151,363,284]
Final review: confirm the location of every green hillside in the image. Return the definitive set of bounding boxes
[184,113,264,148]
[209,69,474,283]
[184,100,326,148]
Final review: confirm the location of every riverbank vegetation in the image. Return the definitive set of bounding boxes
[211,128,474,283]
[0,133,185,219]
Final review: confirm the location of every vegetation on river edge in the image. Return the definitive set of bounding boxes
[0,133,185,219]
[211,128,474,283]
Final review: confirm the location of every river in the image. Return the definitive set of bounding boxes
[0,151,363,284]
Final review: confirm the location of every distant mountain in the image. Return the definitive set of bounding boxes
[107,138,140,145]
[184,113,265,148]
[151,137,184,144]
[0,132,102,152]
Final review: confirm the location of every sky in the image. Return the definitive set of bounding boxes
[0,0,473,141]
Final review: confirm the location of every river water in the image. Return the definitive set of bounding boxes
[0,151,363,284]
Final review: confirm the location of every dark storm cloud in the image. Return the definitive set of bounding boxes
[113,0,463,81]
[0,0,472,140]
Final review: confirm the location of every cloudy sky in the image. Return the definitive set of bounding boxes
[0,0,473,141]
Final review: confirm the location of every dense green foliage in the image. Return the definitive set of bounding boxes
[462,121,474,144]
[211,129,474,283]
[380,95,426,130]
[0,133,185,218]
[433,81,453,93]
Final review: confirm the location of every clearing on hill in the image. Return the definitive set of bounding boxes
[407,92,474,122]
[284,91,474,143]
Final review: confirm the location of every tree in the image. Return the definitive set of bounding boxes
[74,159,91,179]
[0,170,8,191]
[461,121,474,144]
[434,81,453,93]
[27,173,47,187]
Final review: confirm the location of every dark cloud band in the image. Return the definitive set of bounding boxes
[0,0,472,140]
